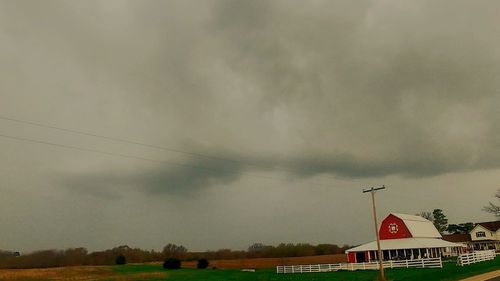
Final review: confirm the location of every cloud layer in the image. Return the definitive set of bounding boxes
[58,0,500,195]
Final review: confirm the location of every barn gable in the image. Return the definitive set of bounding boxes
[382,213,441,239]
[379,214,413,240]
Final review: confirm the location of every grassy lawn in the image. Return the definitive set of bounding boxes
[1,258,497,280]
[109,256,500,281]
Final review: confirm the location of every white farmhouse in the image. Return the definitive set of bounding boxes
[469,221,500,250]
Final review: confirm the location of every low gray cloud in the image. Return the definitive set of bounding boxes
[65,158,247,197]
[64,143,500,197]
[4,0,500,194]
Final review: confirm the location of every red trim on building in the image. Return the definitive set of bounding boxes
[347,252,356,263]
[365,251,370,262]
[379,214,412,240]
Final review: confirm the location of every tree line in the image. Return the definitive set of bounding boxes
[417,190,499,235]
[0,243,350,269]
[418,208,485,235]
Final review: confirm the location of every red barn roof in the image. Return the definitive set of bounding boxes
[380,213,441,240]
[476,221,500,232]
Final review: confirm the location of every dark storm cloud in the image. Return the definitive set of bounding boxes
[2,0,500,189]
[64,157,249,197]
[55,0,500,193]
[205,0,500,175]
[65,144,498,197]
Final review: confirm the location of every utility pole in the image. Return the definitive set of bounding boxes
[363,185,386,281]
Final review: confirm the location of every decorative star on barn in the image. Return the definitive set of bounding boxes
[388,223,399,234]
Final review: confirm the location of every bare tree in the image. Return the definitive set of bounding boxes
[162,244,187,260]
[418,211,433,221]
[417,210,447,233]
[483,189,500,217]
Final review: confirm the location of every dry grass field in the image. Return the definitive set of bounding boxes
[0,254,346,280]
[0,266,167,281]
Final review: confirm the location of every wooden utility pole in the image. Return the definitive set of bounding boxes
[363,185,386,281]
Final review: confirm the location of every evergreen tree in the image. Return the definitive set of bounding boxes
[447,223,473,234]
[432,209,448,233]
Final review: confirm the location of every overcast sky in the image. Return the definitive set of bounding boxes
[1,0,499,253]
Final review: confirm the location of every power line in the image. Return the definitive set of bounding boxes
[0,133,349,188]
[0,115,359,183]
[0,115,233,162]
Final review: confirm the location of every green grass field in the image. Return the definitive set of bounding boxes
[111,256,500,281]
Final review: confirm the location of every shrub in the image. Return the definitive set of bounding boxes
[115,254,126,265]
[197,258,209,269]
[163,258,181,269]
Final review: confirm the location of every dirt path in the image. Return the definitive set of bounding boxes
[460,270,500,281]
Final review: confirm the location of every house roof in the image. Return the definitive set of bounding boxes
[442,234,472,243]
[475,221,500,232]
[346,238,464,252]
[391,213,442,238]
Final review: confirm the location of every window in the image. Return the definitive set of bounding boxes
[476,231,486,238]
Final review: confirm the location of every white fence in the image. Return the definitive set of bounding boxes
[457,250,496,266]
[276,258,442,274]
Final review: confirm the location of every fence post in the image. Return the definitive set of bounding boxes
[421,258,425,268]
